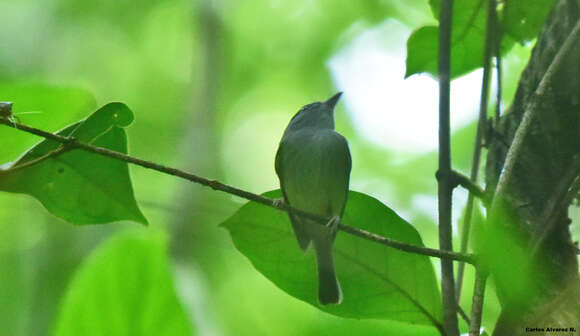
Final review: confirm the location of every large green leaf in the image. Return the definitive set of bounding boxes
[221,190,442,326]
[405,0,514,78]
[52,231,194,336]
[0,103,147,225]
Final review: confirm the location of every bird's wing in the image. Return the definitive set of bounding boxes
[275,140,312,251]
[333,132,351,218]
[317,131,351,218]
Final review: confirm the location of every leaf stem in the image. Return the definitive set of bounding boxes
[0,145,69,174]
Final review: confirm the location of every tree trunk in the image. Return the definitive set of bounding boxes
[485,0,580,334]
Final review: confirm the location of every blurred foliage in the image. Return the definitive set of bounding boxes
[0,0,543,335]
[223,190,442,325]
[52,230,193,336]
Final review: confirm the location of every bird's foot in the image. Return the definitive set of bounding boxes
[272,198,285,209]
[326,216,341,236]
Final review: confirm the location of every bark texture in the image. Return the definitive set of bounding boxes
[485,0,580,334]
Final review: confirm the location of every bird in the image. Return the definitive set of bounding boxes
[275,92,351,305]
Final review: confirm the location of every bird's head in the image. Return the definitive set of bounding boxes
[284,92,342,134]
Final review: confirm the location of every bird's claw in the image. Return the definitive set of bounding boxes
[272,198,285,209]
[326,216,341,236]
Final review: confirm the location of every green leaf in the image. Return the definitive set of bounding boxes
[405,26,440,78]
[0,103,147,225]
[502,0,555,43]
[52,231,194,336]
[405,0,515,78]
[221,190,442,326]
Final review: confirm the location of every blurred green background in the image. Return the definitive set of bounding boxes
[0,0,542,335]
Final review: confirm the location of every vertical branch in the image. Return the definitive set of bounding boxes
[469,269,488,336]
[455,0,496,302]
[494,18,503,120]
[437,0,459,335]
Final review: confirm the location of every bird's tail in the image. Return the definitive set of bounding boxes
[315,242,342,305]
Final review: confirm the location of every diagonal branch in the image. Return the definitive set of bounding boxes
[0,117,477,265]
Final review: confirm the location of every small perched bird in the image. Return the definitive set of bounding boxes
[275,92,351,305]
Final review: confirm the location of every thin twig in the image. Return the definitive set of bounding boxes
[457,304,471,326]
[469,269,488,336]
[448,170,487,205]
[340,224,475,264]
[455,0,496,304]
[0,118,477,265]
[438,0,460,334]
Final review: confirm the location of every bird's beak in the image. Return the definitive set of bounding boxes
[325,92,343,110]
